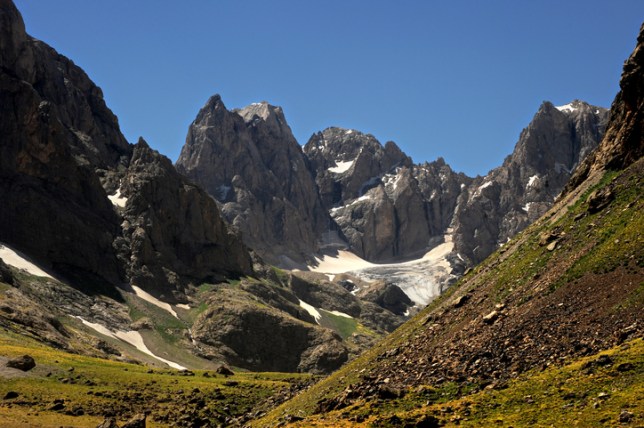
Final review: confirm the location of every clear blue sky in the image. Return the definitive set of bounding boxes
[14,1,644,176]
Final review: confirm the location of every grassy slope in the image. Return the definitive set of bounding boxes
[0,330,313,427]
[254,161,643,426]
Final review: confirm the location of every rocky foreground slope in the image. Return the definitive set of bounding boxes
[254,23,644,427]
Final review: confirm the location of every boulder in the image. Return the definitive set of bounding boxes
[6,354,35,371]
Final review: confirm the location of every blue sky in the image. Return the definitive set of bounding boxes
[14,1,644,176]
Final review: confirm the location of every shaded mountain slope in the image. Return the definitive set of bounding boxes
[0,0,253,297]
[254,23,644,427]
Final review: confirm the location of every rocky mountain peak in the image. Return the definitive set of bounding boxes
[192,94,231,126]
[0,0,33,78]
[176,95,328,266]
[236,101,282,122]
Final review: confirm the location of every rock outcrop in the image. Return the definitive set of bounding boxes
[193,300,348,374]
[176,97,328,266]
[116,138,253,301]
[174,92,607,286]
[565,23,644,192]
[452,100,608,265]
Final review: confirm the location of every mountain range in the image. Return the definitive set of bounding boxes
[0,0,641,426]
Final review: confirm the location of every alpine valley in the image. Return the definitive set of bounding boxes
[0,1,642,427]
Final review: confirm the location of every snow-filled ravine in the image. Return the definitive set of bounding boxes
[308,235,455,306]
[76,317,186,370]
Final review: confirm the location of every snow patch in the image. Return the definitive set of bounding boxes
[556,103,578,113]
[76,317,116,339]
[131,285,178,319]
[76,317,186,370]
[522,202,533,213]
[325,274,335,282]
[115,330,186,370]
[309,250,377,274]
[326,310,353,319]
[527,175,539,188]
[176,304,191,310]
[310,236,455,306]
[108,187,127,208]
[329,194,373,215]
[328,160,354,174]
[0,244,53,278]
[299,299,321,323]
[472,181,494,198]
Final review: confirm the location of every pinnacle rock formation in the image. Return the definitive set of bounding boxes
[176,96,328,267]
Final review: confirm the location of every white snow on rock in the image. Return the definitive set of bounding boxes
[472,181,494,198]
[76,317,186,370]
[309,250,376,274]
[527,175,539,188]
[131,285,179,319]
[114,330,186,370]
[308,235,455,306]
[299,299,321,323]
[326,309,353,319]
[556,103,578,113]
[325,274,336,282]
[329,194,373,215]
[0,244,53,278]
[328,160,354,174]
[522,202,533,213]
[108,188,127,208]
[76,316,116,338]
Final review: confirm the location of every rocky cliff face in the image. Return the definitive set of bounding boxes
[116,138,253,301]
[566,23,644,192]
[452,100,608,265]
[304,128,469,262]
[175,92,607,279]
[0,0,127,290]
[0,0,252,297]
[176,97,328,266]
